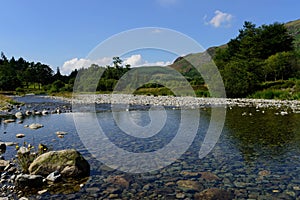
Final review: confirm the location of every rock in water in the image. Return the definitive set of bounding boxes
[16,133,25,138]
[15,174,44,188]
[194,188,233,200]
[28,149,90,178]
[0,160,10,171]
[29,123,44,130]
[4,119,15,123]
[0,143,6,154]
[42,110,49,115]
[176,180,203,192]
[15,112,23,118]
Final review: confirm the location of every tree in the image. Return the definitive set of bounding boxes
[222,60,259,97]
[264,51,298,81]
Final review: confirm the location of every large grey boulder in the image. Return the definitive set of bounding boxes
[28,149,90,178]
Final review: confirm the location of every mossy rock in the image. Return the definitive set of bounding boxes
[28,149,90,178]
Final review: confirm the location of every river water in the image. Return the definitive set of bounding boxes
[0,96,300,199]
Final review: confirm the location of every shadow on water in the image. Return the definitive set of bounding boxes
[225,106,300,164]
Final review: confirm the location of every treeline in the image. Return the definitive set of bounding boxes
[0,53,77,92]
[214,21,300,97]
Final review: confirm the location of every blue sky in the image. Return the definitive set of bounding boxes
[0,0,299,74]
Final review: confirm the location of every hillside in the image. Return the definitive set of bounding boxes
[285,19,300,53]
[171,19,300,73]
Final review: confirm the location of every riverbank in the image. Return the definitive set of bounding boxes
[49,94,300,112]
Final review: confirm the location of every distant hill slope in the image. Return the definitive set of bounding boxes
[285,19,300,53]
[170,19,300,73]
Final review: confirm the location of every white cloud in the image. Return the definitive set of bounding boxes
[206,10,233,28]
[61,54,172,75]
[61,57,111,75]
[124,54,143,66]
[123,54,171,68]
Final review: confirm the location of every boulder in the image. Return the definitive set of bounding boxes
[194,188,233,200]
[15,174,44,188]
[28,149,90,178]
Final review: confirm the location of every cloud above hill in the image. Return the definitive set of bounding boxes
[61,54,172,75]
[205,10,233,28]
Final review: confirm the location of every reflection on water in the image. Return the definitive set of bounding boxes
[1,106,300,199]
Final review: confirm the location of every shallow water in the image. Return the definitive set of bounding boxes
[1,96,300,199]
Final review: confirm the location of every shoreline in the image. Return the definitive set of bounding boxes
[49,94,300,111]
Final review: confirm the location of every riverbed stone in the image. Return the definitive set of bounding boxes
[107,175,130,189]
[15,174,44,188]
[176,180,203,192]
[200,171,220,181]
[180,171,200,178]
[28,149,90,178]
[194,188,232,200]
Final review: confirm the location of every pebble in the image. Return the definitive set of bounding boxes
[16,134,25,138]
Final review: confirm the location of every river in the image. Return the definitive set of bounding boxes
[0,95,300,199]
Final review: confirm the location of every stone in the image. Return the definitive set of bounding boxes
[3,119,15,123]
[25,110,32,116]
[176,180,203,192]
[180,171,200,178]
[34,111,41,115]
[107,175,130,189]
[17,147,30,155]
[0,160,10,171]
[16,133,25,138]
[46,171,62,182]
[56,131,67,135]
[258,170,270,176]
[37,189,48,195]
[15,174,44,188]
[29,123,43,130]
[200,171,220,181]
[2,142,17,146]
[108,194,119,199]
[42,110,49,115]
[56,131,67,138]
[28,149,90,178]
[15,112,23,119]
[0,143,6,154]
[176,192,185,199]
[194,188,233,200]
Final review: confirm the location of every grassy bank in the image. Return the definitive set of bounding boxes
[0,94,20,110]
